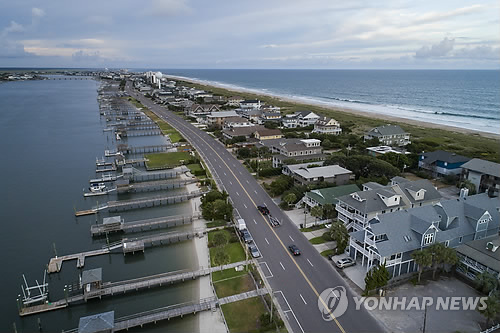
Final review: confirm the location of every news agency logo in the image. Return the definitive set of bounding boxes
[317,286,349,321]
[318,286,489,321]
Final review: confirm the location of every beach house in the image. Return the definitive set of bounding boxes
[206,110,239,128]
[312,116,342,135]
[456,235,500,281]
[254,128,283,141]
[348,193,500,279]
[300,184,361,210]
[282,163,352,186]
[259,138,324,167]
[336,178,442,232]
[364,124,411,146]
[418,150,470,177]
[460,158,500,196]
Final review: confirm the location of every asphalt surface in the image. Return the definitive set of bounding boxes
[127,85,385,333]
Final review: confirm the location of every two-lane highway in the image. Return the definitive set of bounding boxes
[128,85,385,333]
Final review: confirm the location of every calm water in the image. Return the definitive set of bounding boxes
[0,78,198,332]
[156,69,500,135]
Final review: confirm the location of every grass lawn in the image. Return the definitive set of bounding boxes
[212,267,248,282]
[209,242,246,267]
[145,151,191,169]
[214,274,255,298]
[320,249,335,257]
[309,236,327,244]
[221,297,268,333]
[207,229,232,245]
[186,163,202,172]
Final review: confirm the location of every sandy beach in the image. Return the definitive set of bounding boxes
[184,177,228,333]
[167,75,500,141]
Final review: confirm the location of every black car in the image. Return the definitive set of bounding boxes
[240,229,254,244]
[288,245,301,256]
[257,205,270,215]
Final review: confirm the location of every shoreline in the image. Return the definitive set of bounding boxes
[167,74,500,141]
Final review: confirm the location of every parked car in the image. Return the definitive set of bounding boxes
[335,257,355,269]
[257,205,270,215]
[240,229,253,244]
[288,244,301,256]
[248,244,261,258]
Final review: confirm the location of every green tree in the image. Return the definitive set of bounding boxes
[364,262,390,293]
[330,221,349,254]
[428,243,449,279]
[268,175,294,196]
[378,152,409,171]
[323,203,337,220]
[310,205,323,221]
[412,249,432,283]
[475,272,499,295]
[213,248,230,266]
[459,180,477,195]
[237,147,251,159]
[283,193,297,208]
[478,295,500,327]
[212,231,229,247]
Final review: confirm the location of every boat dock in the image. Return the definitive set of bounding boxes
[123,166,189,182]
[90,214,198,236]
[117,144,172,154]
[121,227,206,254]
[75,190,203,215]
[62,288,268,332]
[116,178,196,194]
[47,247,121,273]
[118,129,162,137]
[22,261,252,317]
[90,174,122,183]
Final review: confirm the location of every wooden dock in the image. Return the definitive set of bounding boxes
[47,247,120,273]
[75,190,204,215]
[117,178,196,194]
[117,144,172,154]
[91,214,197,236]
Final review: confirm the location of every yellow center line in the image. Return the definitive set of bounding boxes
[139,95,347,333]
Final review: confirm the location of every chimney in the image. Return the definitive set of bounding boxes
[460,188,469,199]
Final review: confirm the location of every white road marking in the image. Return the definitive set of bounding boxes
[289,235,294,242]
[224,172,227,176]
[229,181,232,185]
[243,204,247,209]
[259,262,273,278]
[236,191,239,196]
[246,180,249,184]
[254,190,258,194]
[253,219,257,225]
[307,259,314,267]
[280,262,285,270]
[265,238,269,244]
[300,294,307,305]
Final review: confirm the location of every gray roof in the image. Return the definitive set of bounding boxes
[456,236,500,272]
[288,164,352,180]
[82,268,103,285]
[420,150,470,165]
[273,153,326,162]
[366,124,407,137]
[338,186,407,213]
[78,311,114,333]
[367,193,500,258]
[222,126,262,137]
[461,158,500,178]
[396,179,442,205]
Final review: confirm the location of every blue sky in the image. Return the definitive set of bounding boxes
[1,0,499,69]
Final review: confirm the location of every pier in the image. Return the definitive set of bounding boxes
[47,247,120,273]
[90,214,198,237]
[116,178,196,194]
[62,289,268,332]
[117,144,172,154]
[118,129,163,137]
[123,166,189,182]
[75,190,204,215]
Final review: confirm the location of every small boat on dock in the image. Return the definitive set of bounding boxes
[84,184,116,197]
[90,183,106,192]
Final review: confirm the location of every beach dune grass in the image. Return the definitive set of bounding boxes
[145,151,191,169]
[221,297,268,333]
[176,80,500,162]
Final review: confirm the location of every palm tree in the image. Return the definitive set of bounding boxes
[412,249,432,283]
[310,206,323,222]
[478,296,500,327]
[283,193,297,209]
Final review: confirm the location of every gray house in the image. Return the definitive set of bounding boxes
[336,178,442,232]
[349,193,500,279]
[461,158,500,196]
[282,163,352,186]
[364,124,411,146]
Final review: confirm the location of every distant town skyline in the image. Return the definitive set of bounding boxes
[1,0,499,69]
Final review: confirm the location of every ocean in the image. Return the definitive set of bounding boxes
[0,77,197,332]
[152,69,500,135]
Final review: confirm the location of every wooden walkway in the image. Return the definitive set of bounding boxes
[47,246,121,273]
[91,214,197,236]
[22,261,251,316]
[75,190,203,215]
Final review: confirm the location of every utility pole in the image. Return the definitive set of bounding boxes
[422,304,427,333]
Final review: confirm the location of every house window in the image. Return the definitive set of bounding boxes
[445,240,449,247]
[459,236,463,243]
[423,232,435,245]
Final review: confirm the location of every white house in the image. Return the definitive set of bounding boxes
[312,116,342,135]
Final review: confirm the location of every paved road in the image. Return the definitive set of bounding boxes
[127,85,385,333]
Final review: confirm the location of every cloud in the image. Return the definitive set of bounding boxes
[32,8,46,18]
[72,50,102,62]
[86,15,113,25]
[415,37,455,58]
[149,0,191,17]
[2,21,25,35]
[454,45,500,60]
[412,4,484,25]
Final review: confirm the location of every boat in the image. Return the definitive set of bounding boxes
[89,183,106,193]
